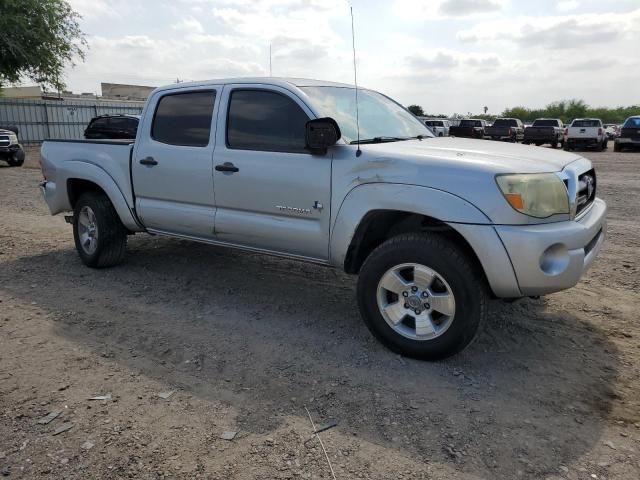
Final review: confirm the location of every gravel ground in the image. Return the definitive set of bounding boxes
[0,148,638,479]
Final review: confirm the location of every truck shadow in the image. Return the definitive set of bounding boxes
[2,235,619,478]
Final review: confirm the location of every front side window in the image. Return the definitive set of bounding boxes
[152,91,216,147]
[227,90,309,153]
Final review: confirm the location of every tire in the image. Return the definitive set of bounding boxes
[73,192,127,268]
[602,140,608,150]
[535,142,542,146]
[357,233,487,360]
[614,143,621,152]
[6,149,25,167]
[522,140,530,145]
[551,141,558,149]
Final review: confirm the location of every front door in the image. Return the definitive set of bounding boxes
[212,85,332,261]
[132,87,220,238]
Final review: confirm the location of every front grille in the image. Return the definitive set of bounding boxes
[576,169,596,216]
[0,135,9,147]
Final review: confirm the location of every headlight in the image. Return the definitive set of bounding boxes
[496,173,569,218]
[8,134,18,145]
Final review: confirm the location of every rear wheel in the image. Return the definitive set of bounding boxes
[614,143,621,152]
[357,234,486,360]
[551,141,558,149]
[535,142,542,146]
[73,192,127,268]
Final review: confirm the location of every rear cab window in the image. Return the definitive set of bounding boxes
[623,117,640,128]
[152,91,216,147]
[572,120,601,128]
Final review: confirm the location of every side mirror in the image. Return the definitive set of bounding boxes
[305,117,341,154]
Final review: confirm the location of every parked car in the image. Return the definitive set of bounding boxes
[449,119,486,139]
[564,118,608,151]
[423,119,450,137]
[39,77,606,360]
[84,114,140,140]
[485,118,524,142]
[614,116,640,152]
[603,124,619,140]
[523,118,564,148]
[0,127,25,167]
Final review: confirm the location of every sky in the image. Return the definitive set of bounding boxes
[61,0,640,116]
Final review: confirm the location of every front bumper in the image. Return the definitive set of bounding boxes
[495,198,607,296]
[0,144,22,160]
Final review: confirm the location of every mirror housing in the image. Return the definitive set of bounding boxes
[305,117,341,154]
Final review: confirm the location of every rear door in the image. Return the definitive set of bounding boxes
[211,84,332,261]
[132,86,220,238]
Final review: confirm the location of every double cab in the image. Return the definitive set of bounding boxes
[40,78,607,360]
[523,118,565,148]
[565,118,608,151]
[449,119,486,139]
[485,118,525,143]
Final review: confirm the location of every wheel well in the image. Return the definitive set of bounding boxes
[67,179,105,209]
[344,210,488,283]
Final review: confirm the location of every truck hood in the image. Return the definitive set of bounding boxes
[364,137,581,174]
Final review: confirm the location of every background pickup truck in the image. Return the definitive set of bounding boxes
[484,118,524,142]
[565,118,608,151]
[614,115,640,152]
[40,77,606,360]
[449,119,486,139]
[523,118,565,148]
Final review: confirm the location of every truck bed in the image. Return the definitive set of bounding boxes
[40,138,137,220]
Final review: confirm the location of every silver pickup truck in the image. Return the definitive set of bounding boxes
[40,77,606,359]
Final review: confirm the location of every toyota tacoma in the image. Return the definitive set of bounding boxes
[39,78,607,360]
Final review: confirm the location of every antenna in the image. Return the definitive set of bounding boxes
[350,6,361,157]
[269,43,272,76]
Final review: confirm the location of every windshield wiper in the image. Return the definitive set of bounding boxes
[350,136,409,145]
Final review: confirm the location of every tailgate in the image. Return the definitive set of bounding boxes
[569,127,598,138]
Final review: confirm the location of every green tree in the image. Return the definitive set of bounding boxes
[0,0,86,92]
[407,104,425,116]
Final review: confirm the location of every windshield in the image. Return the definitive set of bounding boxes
[300,86,432,143]
[533,119,559,127]
[459,119,481,127]
[623,117,640,128]
[492,119,517,127]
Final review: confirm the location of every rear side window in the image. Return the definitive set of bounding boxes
[89,118,109,129]
[152,91,216,147]
[227,89,309,153]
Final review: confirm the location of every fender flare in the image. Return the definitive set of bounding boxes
[329,182,491,267]
[63,161,143,232]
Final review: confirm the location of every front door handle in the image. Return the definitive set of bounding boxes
[139,156,158,166]
[215,162,239,173]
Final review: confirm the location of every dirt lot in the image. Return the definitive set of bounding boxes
[0,148,638,479]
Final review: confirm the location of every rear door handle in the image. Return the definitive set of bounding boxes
[215,162,239,173]
[139,156,158,166]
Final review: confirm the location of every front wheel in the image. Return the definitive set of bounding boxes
[73,192,127,268]
[357,234,487,360]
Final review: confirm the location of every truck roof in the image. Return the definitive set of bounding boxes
[153,77,354,94]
